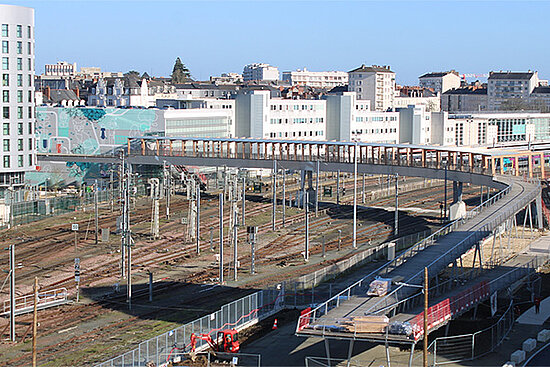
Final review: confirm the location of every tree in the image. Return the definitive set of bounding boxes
[171,57,191,83]
[124,70,140,78]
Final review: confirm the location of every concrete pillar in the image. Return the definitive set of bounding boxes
[536,192,544,230]
[452,181,463,203]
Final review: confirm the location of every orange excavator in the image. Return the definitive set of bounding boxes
[190,329,240,355]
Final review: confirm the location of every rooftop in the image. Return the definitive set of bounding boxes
[419,71,459,79]
[488,71,536,80]
[532,86,550,94]
[349,64,394,74]
[442,87,487,95]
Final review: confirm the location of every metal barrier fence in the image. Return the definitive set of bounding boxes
[7,185,146,227]
[305,356,362,367]
[429,299,515,365]
[95,288,283,367]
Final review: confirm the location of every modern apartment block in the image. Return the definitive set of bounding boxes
[441,86,488,113]
[348,64,395,111]
[242,63,279,82]
[0,4,36,188]
[282,68,348,89]
[419,71,461,94]
[487,71,539,110]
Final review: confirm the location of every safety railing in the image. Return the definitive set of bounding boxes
[1,288,68,316]
[96,287,283,367]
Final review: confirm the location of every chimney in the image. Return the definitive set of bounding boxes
[74,88,80,99]
[45,86,51,100]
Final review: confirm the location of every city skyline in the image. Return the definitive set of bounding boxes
[3,0,550,83]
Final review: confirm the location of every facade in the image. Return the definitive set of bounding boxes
[394,86,440,112]
[429,112,455,146]
[0,4,36,188]
[487,71,539,110]
[164,107,234,139]
[44,61,76,77]
[348,65,395,111]
[243,63,279,82]
[419,71,461,94]
[282,68,348,89]
[441,86,488,113]
[88,77,176,107]
[529,86,550,111]
[210,73,243,85]
[397,105,432,145]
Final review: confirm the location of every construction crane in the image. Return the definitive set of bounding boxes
[461,73,489,80]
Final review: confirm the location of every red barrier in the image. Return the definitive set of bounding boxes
[298,307,312,331]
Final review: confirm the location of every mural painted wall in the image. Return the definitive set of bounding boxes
[28,107,165,185]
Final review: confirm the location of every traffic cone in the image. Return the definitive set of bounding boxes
[272,319,278,330]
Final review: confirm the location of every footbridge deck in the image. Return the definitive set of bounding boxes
[296,176,542,345]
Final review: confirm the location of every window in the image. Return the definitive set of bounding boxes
[2,57,8,70]
[1,73,7,86]
[16,90,22,103]
[27,26,31,38]
[3,156,9,168]
[16,41,22,54]
[17,106,22,119]
[28,90,32,102]
[27,42,31,55]
[28,154,32,166]
[28,107,32,120]
[28,138,32,150]
[3,139,9,152]
[1,41,7,53]
[17,155,23,167]
[2,123,8,134]
[2,107,8,119]
[16,25,22,38]
[17,122,23,135]
[1,24,7,37]
[16,74,22,86]
[27,58,31,71]
[16,58,22,71]
[2,90,8,103]
[17,139,23,151]
[28,74,31,87]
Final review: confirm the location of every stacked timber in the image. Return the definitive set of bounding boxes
[342,316,389,333]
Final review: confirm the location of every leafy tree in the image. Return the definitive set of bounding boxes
[171,57,191,83]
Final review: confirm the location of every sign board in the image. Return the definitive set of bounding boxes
[232,357,238,365]
[75,258,80,282]
[247,226,258,234]
[72,223,79,231]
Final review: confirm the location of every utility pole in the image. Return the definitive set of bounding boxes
[165,163,171,220]
[353,142,358,249]
[362,173,366,204]
[423,267,429,367]
[282,170,286,227]
[305,191,309,261]
[444,162,448,221]
[219,193,224,284]
[94,179,99,245]
[150,178,160,239]
[241,174,246,227]
[394,173,399,236]
[233,206,238,281]
[125,164,133,310]
[110,168,114,213]
[120,153,126,279]
[32,276,38,367]
[9,244,15,342]
[196,185,201,254]
[336,170,341,205]
[248,226,257,275]
[315,160,320,217]
[272,160,277,231]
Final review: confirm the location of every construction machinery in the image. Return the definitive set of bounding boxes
[190,329,240,355]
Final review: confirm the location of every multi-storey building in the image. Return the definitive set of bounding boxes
[441,85,488,113]
[0,4,35,188]
[281,68,348,89]
[394,86,440,112]
[44,61,77,77]
[487,71,539,110]
[419,71,461,94]
[210,73,243,85]
[348,64,395,111]
[397,105,432,145]
[243,63,279,82]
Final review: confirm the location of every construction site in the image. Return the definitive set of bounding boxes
[0,138,549,367]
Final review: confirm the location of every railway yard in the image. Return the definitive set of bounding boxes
[0,173,490,366]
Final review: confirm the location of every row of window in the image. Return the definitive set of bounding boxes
[2,90,33,103]
[2,121,33,135]
[269,117,324,124]
[1,24,32,38]
[2,154,33,168]
[2,73,33,87]
[2,57,32,71]
[267,130,324,138]
[2,40,32,55]
[352,128,397,135]
[270,104,321,111]
[2,137,33,151]
[355,116,398,122]
[2,106,33,120]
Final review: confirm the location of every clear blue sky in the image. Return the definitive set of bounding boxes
[4,0,550,84]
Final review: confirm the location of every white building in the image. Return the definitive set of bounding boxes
[243,63,279,82]
[348,64,395,111]
[419,71,461,94]
[488,71,539,110]
[164,106,235,139]
[210,73,243,85]
[235,90,325,140]
[44,61,76,77]
[397,105,432,145]
[0,4,36,188]
[282,68,348,89]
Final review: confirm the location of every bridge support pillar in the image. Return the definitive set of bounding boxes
[324,338,331,367]
[346,339,355,367]
[300,170,316,208]
[449,181,466,220]
[536,193,544,230]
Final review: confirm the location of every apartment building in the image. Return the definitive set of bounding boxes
[348,64,395,111]
[487,71,539,110]
[419,71,461,94]
[397,105,432,145]
[243,63,279,82]
[441,86,488,113]
[0,4,36,188]
[282,68,348,89]
[44,61,77,77]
